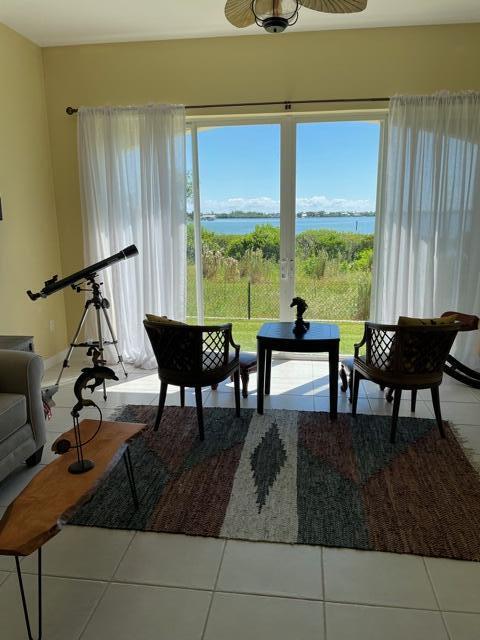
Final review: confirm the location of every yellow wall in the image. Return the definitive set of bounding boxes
[0,23,67,358]
[41,24,480,335]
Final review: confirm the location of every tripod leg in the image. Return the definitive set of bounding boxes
[95,307,108,400]
[102,305,128,378]
[56,304,90,386]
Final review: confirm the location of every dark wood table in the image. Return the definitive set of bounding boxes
[256,322,340,419]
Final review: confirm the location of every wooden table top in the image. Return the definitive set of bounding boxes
[0,420,145,557]
[257,322,340,344]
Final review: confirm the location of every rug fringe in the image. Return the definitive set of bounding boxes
[448,421,480,475]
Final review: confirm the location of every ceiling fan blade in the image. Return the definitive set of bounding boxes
[300,0,368,13]
[225,0,256,28]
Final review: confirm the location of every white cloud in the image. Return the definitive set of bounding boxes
[199,195,374,214]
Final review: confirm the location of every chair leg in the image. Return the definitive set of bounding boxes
[240,368,250,398]
[154,381,168,432]
[351,370,361,417]
[339,365,348,392]
[233,368,241,417]
[195,386,205,441]
[431,386,446,438]
[180,386,185,407]
[385,388,394,403]
[411,389,417,413]
[211,383,218,391]
[390,388,402,443]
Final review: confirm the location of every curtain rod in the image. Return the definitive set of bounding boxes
[65,96,390,115]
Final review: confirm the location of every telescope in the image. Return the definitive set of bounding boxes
[27,245,138,301]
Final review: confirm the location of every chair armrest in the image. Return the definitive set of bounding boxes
[228,333,240,357]
[354,325,368,358]
[0,350,46,443]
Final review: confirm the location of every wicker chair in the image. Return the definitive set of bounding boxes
[352,322,459,443]
[144,320,241,440]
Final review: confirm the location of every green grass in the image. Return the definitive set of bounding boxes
[197,317,364,356]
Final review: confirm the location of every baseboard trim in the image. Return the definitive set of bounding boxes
[42,348,90,372]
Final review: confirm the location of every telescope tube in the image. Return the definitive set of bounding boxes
[27,245,139,300]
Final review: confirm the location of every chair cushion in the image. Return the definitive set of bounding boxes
[145,314,185,326]
[398,315,457,326]
[0,393,27,443]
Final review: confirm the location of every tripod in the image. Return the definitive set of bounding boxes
[56,275,128,398]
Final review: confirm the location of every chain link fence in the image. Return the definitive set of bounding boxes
[187,274,371,321]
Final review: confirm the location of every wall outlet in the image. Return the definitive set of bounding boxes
[49,320,55,333]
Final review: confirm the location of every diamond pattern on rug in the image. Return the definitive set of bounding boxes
[250,421,287,513]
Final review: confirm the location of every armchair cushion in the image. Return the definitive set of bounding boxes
[398,315,457,326]
[145,314,185,326]
[0,394,27,443]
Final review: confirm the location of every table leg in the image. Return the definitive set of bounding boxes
[265,349,272,395]
[15,548,42,640]
[329,344,339,420]
[257,342,265,414]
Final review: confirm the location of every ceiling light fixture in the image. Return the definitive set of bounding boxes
[225,0,368,34]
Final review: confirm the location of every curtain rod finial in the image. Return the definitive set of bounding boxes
[66,106,78,115]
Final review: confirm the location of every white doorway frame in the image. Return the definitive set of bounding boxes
[187,110,388,324]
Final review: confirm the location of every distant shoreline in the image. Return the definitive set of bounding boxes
[188,212,375,219]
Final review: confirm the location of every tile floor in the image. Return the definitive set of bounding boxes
[0,357,479,639]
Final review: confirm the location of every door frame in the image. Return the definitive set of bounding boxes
[187,110,388,324]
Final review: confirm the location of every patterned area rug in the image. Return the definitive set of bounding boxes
[71,405,480,560]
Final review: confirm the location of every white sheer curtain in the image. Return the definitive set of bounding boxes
[78,104,186,368]
[372,92,480,368]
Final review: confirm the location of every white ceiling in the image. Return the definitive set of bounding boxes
[1,0,479,47]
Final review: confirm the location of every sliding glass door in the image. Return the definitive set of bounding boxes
[187,113,386,353]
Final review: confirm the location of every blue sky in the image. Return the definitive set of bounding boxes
[187,120,381,214]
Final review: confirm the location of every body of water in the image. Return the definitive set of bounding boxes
[200,215,375,235]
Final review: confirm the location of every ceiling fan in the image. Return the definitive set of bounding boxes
[225,0,368,34]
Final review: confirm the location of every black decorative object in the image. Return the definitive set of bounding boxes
[54,366,118,474]
[290,297,310,336]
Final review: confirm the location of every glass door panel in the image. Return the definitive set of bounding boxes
[295,120,381,353]
[191,123,281,350]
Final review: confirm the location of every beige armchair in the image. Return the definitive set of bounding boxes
[0,350,46,483]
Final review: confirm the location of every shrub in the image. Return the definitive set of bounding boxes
[301,251,328,279]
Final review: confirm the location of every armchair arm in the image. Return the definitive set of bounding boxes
[354,324,368,358]
[228,332,240,358]
[0,350,46,443]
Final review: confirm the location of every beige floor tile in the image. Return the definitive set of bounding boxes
[440,402,480,426]
[443,612,480,640]
[204,592,325,640]
[419,386,480,403]
[367,398,434,419]
[0,554,18,572]
[266,394,315,412]
[326,602,448,640]
[81,582,210,640]
[114,532,225,589]
[21,526,134,580]
[0,571,9,585]
[217,540,323,599]
[91,390,157,408]
[323,548,437,609]
[425,557,480,612]
[0,573,106,640]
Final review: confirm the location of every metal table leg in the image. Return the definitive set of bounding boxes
[15,548,42,640]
